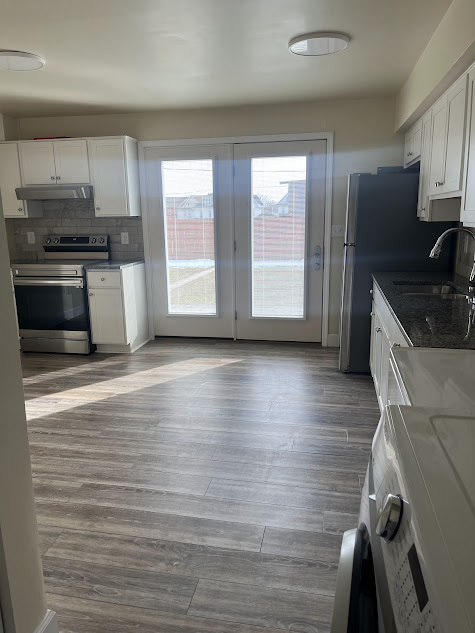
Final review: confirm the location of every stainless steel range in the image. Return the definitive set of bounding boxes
[11,235,110,354]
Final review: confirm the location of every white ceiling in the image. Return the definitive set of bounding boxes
[0,0,452,117]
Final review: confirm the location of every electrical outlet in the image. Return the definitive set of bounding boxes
[331,224,344,238]
[27,231,35,244]
[121,232,129,245]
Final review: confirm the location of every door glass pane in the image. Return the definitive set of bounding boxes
[161,159,217,315]
[251,155,307,318]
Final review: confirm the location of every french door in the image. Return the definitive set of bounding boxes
[143,139,326,342]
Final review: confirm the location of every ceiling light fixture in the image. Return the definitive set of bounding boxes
[0,50,45,71]
[289,32,350,56]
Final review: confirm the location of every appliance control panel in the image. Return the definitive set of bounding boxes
[373,421,440,633]
[43,235,108,246]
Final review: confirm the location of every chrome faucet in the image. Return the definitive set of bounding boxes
[429,227,475,291]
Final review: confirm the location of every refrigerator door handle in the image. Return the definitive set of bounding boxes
[314,245,322,270]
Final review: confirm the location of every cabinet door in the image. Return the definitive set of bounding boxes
[379,325,390,409]
[441,76,467,194]
[88,287,127,344]
[19,141,56,185]
[428,96,448,196]
[404,130,413,167]
[418,111,432,219]
[0,144,25,217]
[53,139,90,184]
[412,124,422,161]
[404,120,422,167]
[462,69,475,226]
[370,309,382,396]
[89,139,128,216]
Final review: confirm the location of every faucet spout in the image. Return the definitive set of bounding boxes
[429,227,475,259]
[429,227,475,291]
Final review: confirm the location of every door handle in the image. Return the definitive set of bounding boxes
[314,245,322,271]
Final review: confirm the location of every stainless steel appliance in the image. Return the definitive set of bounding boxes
[16,184,93,200]
[331,405,474,633]
[11,235,109,354]
[339,170,454,373]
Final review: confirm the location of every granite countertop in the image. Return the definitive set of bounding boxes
[86,260,144,271]
[372,271,475,349]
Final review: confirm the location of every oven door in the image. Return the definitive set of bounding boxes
[13,277,89,338]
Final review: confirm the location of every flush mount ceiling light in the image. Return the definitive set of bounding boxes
[0,50,45,71]
[289,32,350,56]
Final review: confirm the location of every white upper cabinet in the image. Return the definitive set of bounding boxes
[417,111,432,219]
[461,67,475,227]
[404,119,422,167]
[418,110,460,222]
[428,75,467,197]
[19,139,89,185]
[0,144,25,217]
[52,139,89,183]
[1,135,139,218]
[19,141,57,185]
[88,137,140,217]
[0,144,41,218]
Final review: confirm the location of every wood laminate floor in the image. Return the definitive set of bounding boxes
[23,339,380,633]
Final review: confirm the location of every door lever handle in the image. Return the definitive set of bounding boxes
[314,245,322,271]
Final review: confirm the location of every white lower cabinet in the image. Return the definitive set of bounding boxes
[87,264,149,353]
[88,287,126,345]
[370,283,410,410]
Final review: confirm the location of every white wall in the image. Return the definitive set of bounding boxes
[0,211,48,633]
[18,96,404,337]
[0,115,19,141]
[395,0,475,130]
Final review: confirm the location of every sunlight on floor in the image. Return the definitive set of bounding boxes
[25,356,242,421]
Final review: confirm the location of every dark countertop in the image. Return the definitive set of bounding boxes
[86,260,144,271]
[372,271,475,349]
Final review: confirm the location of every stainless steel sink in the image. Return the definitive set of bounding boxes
[403,293,468,299]
[394,283,460,295]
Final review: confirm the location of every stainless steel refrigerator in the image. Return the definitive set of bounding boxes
[339,171,454,373]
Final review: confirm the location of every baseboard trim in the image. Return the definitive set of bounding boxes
[34,611,58,633]
[95,337,151,354]
[326,333,340,348]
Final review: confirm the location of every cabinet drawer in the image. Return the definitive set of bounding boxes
[87,271,121,288]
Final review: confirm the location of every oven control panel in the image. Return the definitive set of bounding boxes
[44,235,108,247]
[377,469,439,633]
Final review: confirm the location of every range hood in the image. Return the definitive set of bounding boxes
[16,185,93,201]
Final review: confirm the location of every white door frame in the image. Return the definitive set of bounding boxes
[139,132,334,345]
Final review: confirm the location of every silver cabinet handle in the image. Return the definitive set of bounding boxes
[376,327,382,333]
[407,152,413,156]
[57,176,61,180]
[18,207,23,212]
[435,181,444,187]
[369,289,373,294]
[101,277,105,281]
[51,176,55,180]
[89,292,94,296]
[96,206,101,211]
[314,245,322,271]
[393,343,401,347]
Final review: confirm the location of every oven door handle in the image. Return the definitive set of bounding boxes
[13,278,84,288]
